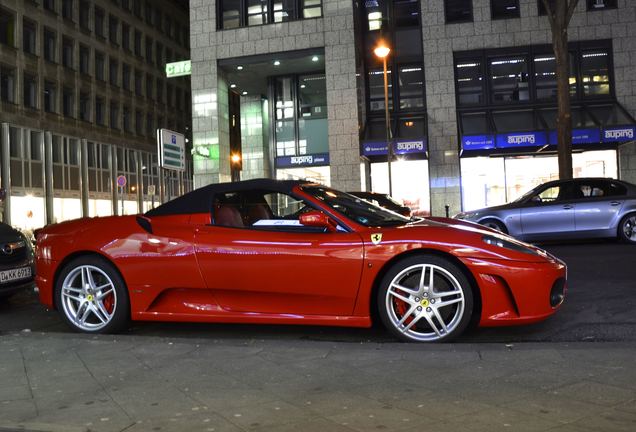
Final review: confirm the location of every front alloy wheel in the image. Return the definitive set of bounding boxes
[56,256,129,333]
[378,256,473,342]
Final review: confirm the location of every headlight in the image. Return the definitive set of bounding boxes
[455,212,478,220]
[482,235,539,256]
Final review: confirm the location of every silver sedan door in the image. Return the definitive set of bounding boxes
[520,183,576,237]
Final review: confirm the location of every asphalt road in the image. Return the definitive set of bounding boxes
[1,240,635,344]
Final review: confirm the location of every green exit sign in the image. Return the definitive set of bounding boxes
[166,60,191,78]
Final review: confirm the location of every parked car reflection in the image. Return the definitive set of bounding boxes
[455,178,636,243]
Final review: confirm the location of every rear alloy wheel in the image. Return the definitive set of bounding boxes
[481,219,506,233]
[55,256,129,333]
[618,213,636,244]
[378,255,473,342]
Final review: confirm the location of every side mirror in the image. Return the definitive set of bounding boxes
[299,210,337,232]
[530,195,542,203]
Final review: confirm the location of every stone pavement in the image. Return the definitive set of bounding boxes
[1,331,635,432]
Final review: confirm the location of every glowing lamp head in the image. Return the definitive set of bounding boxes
[231,153,242,164]
[374,45,391,59]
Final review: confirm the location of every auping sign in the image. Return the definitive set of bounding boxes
[362,140,427,156]
[276,153,330,168]
[496,132,548,148]
[157,129,186,171]
[603,126,636,142]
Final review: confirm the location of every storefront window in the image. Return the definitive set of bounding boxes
[533,53,577,100]
[370,160,430,216]
[580,51,610,97]
[455,60,484,106]
[275,76,295,157]
[460,112,490,135]
[489,56,528,104]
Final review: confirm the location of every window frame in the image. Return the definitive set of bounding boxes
[444,0,473,24]
[217,0,323,30]
[490,0,520,20]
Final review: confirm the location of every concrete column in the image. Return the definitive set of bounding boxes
[110,145,118,216]
[136,150,143,212]
[1,123,11,225]
[44,131,54,225]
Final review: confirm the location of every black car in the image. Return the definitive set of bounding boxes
[0,223,36,299]
[348,191,412,217]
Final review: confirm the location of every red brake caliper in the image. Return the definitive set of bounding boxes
[102,292,115,313]
[393,290,414,326]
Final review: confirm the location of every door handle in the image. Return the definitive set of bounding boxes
[610,201,621,206]
[562,204,573,210]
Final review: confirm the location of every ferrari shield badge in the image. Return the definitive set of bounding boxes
[371,233,383,245]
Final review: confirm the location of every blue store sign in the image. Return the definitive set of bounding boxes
[362,140,427,156]
[548,128,600,145]
[276,153,330,168]
[603,126,636,143]
[461,135,495,150]
[496,131,548,148]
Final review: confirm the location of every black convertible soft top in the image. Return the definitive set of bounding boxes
[145,178,311,216]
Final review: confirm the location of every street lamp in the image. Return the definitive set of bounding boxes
[374,41,393,195]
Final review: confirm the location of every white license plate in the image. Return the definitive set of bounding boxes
[0,267,32,284]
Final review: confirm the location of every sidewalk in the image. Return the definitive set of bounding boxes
[1,331,635,432]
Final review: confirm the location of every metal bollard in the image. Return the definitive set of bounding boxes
[445,205,450,218]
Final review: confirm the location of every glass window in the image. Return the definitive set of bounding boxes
[135,69,142,95]
[396,117,425,140]
[145,74,153,99]
[44,0,56,13]
[109,58,118,86]
[145,36,153,63]
[302,0,322,18]
[492,110,535,132]
[460,112,491,135]
[122,22,130,51]
[94,7,105,37]
[80,91,90,121]
[398,65,424,110]
[44,81,56,113]
[62,37,74,68]
[79,44,90,74]
[62,0,73,20]
[444,0,472,23]
[273,0,296,22]
[536,185,561,202]
[123,106,131,132]
[588,104,633,126]
[298,74,328,155]
[0,7,14,47]
[248,0,268,26]
[537,0,556,15]
[79,0,90,29]
[489,56,529,103]
[43,28,57,62]
[109,15,118,44]
[580,50,610,97]
[95,96,105,125]
[275,77,295,157]
[221,0,241,28]
[368,68,393,112]
[394,0,419,27]
[455,59,484,106]
[133,0,141,17]
[110,101,119,129]
[533,53,577,100]
[0,66,16,103]
[134,30,142,56]
[135,110,143,135]
[23,18,37,54]
[146,113,153,136]
[491,0,520,19]
[122,63,131,91]
[586,0,617,11]
[156,78,163,102]
[23,73,37,109]
[95,51,105,81]
[145,1,152,23]
[63,87,74,117]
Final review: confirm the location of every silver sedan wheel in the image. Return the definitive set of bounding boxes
[622,215,636,242]
[60,265,117,332]
[385,264,465,342]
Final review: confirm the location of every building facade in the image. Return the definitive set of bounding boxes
[0,0,192,231]
[189,0,636,218]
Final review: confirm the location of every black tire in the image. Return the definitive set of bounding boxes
[54,255,130,334]
[480,219,507,234]
[377,255,474,343]
[618,213,636,244]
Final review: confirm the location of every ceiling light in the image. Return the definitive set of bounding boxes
[274,60,280,66]
[242,91,248,95]
[300,84,306,88]
[311,56,319,62]
[237,65,243,70]
[230,84,236,88]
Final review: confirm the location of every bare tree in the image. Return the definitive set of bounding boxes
[542,0,580,180]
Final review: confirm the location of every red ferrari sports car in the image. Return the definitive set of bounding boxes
[35,179,566,342]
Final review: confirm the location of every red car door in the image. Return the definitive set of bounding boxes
[193,225,365,316]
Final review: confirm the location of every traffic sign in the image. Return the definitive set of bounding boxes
[117,175,127,188]
[157,129,186,171]
[147,185,156,195]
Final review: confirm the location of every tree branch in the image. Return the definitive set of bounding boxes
[565,0,580,26]
[541,0,557,30]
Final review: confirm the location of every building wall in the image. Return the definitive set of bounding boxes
[189,0,362,191]
[239,95,271,180]
[421,0,636,215]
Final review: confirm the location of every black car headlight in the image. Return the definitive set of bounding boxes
[482,235,539,256]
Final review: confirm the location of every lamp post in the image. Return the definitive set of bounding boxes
[374,42,392,195]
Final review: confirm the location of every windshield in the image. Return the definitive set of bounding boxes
[512,184,542,203]
[301,186,411,227]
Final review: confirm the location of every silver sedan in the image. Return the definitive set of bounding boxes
[455,178,636,244]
